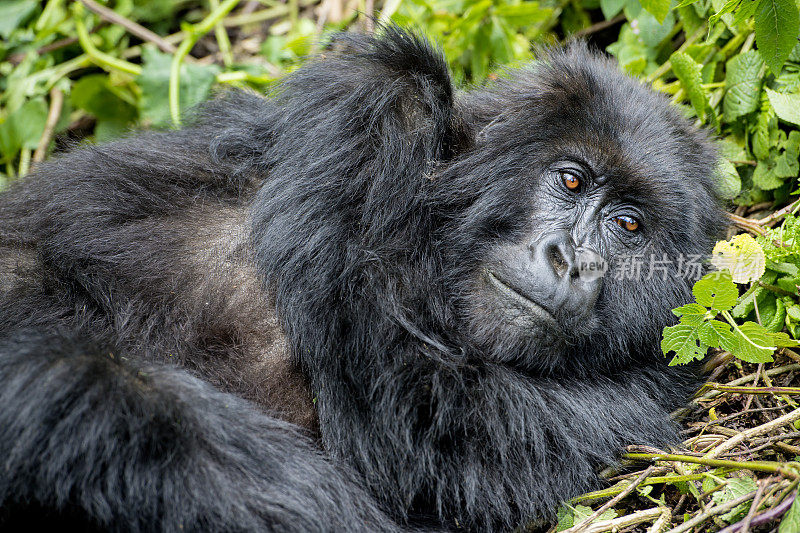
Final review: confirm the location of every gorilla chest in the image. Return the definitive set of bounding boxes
[162,208,319,432]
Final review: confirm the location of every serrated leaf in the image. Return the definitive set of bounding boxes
[733,322,777,363]
[713,478,758,522]
[755,0,800,75]
[724,51,764,122]
[779,492,800,533]
[732,0,759,26]
[674,303,710,325]
[752,104,775,161]
[698,321,720,344]
[765,88,800,126]
[774,130,800,177]
[671,52,708,120]
[711,234,766,283]
[693,271,739,311]
[713,320,739,352]
[641,0,672,23]
[662,324,708,365]
[769,331,800,348]
[753,158,785,189]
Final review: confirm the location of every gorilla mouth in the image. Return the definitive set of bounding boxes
[486,271,557,324]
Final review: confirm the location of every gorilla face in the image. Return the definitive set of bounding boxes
[434,52,723,376]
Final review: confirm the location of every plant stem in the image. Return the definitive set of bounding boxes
[73,3,142,75]
[169,0,242,125]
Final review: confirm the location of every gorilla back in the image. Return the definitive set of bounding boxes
[0,28,724,531]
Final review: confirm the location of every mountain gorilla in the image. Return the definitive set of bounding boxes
[0,28,723,531]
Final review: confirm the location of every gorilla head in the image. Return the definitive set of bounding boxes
[442,47,723,377]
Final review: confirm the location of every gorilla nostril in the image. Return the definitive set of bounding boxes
[547,246,568,278]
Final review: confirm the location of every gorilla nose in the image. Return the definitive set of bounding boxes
[529,231,603,314]
[539,231,578,280]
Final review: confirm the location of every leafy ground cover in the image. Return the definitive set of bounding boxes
[2,0,800,531]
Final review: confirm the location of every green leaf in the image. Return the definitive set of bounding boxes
[715,158,741,200]
[601,0,627,18]
[693,271,739,311]
[770,331,800,347]
[732,0,760,26]
[641,0,672,23]
[753,158,785,189]
[709,0,739,27]
[638,10,676,48]
[137,46,219,127]
[752,103,775,160]
[765,88,800,126]
[712,320,739,352]
[0,97,48,162]
[673,303,709,325]
[733,322,777,363]
[698,321,720,344]
[712,478,758,521]
[494,3,551,25]
[723,51,764,122]
[779,493,800,533]
[775,130,800,177]
[556,504,618,531]
[0,0,37,40]
[754,0,800,74]
[662,323,708,365]
[671,52,708,120]
[70,75,137,141]
[14,98,48,150]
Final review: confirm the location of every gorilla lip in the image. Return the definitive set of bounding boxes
[486,271,557,324]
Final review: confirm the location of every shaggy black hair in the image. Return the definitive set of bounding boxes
[0,27,723,531]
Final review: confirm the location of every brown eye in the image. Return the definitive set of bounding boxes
[614,215,640,232]
[562,172,580,191]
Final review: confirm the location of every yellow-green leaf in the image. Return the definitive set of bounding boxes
[710,234,766,283]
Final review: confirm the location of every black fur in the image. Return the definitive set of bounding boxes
[0,28,724,531]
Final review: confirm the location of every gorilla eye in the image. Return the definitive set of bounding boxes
[614,215,640,232]
[561,172,580,191]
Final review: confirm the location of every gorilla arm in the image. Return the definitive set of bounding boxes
[0,325,396,531]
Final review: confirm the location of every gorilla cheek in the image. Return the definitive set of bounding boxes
[460,270,567,367]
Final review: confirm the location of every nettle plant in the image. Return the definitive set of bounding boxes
[662,230,800,365]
